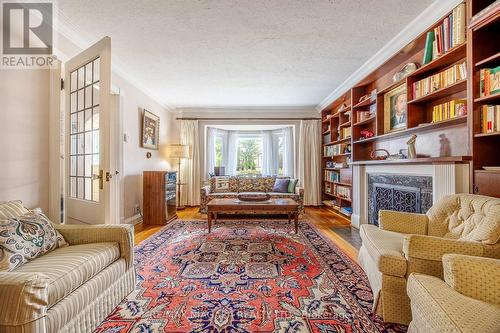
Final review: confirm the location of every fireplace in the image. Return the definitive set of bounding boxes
[368,174,432,226]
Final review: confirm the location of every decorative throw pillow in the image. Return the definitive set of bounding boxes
[288,179,299,193]
[0,211,68,271]
[211,176,231,193]
[272,178,290,193]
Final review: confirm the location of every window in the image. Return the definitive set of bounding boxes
[215,135,223,167]
[237,137,263,175]
[276,134,284,175]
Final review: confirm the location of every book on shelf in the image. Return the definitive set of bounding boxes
[481,105,500,133]
[323,143,349,156]
[333,185,351,200]
[322,200,341,210]
[340,206,352,216]
[323,133,331,143]
[412,61,466,99]
[340,127,351,139]
[432,99,467,122]
[422,2,466,65]
[324,170,341,182]
[479,66,500,97]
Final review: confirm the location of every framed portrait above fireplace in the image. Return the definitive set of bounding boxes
[141,109,160,150]
[383,84,407,133]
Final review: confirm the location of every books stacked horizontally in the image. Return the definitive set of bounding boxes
[422,2,466,65]
[333,185,351,200]
[340,127,351,139]
[481,105,500,133]
[479,66,500,97]
[340,206,352,217]
[324,170,340,182]
[432,99,467,122]
[324,143,348,157]
[412,62,466,99]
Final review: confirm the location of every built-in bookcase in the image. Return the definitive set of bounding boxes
[321,0,500,220]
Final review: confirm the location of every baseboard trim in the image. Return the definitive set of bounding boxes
[122,214,142,225]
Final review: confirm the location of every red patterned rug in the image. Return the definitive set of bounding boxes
[94,219,406,333]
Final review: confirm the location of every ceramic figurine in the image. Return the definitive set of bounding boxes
[407,134,417,159]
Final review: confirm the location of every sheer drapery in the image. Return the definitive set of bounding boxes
[180,120,200,206]
[261,131,277,176]
[298,120,321,205]
[226,131,238,176]
[205,127,218,177]
[282,126,294,177]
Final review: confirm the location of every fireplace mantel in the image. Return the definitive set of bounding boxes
[351,162,470,229]
[349,156,471,166]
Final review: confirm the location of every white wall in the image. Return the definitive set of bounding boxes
[0,69,50,211]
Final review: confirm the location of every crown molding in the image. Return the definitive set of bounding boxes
[53,9,177,112]
[316,0,464,112]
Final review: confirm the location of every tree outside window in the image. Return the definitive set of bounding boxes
[237,138,262,175]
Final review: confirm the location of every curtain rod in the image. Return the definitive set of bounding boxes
[176,117,321,121]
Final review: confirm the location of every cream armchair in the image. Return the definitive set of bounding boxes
[407,254,500,333]
[0,224,135,333]
[358,193,500,325]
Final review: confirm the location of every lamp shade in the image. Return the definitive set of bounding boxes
[165,144,191,159]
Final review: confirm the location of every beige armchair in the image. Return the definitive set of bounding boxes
[0,223,135,333]
[358,193,500,325]
[407,254,500,333]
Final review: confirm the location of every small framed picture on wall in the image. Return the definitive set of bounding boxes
[384,84,407,133]
[141,109,160,150]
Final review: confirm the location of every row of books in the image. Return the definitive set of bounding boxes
[412,62,466,99]
[321,200,352,217]
[431,99,467,123]
[481,105,500,133]
[324,170,341,183]
[422,3,466,65]
[323,133,331,143]
[340,127,351,139]
[325,184,352,199]
[324,143,349,157]
[355,110,375,123]
[479,66,500,97]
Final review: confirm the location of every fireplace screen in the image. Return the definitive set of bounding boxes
[370,184,421,226]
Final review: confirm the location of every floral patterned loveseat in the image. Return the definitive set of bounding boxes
[200,176,304,214]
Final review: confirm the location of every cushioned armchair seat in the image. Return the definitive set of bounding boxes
[358,194,500,325]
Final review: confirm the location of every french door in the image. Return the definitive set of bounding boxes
[64,37,112,224]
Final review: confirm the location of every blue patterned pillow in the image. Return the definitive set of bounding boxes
[0,211,67,271]
[272,178,290,193]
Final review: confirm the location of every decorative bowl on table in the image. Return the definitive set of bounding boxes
[237,193,271,202]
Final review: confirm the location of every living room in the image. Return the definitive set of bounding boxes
[1,1,499,332]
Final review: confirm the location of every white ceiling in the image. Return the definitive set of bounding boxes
[57,0,434,109]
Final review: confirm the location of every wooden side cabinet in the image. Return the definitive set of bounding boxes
[474,170,500,198]
[143,171,177,225]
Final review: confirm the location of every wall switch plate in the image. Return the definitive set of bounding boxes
[123,133,129,143]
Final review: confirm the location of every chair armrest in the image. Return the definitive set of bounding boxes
[378,210,428,234]
[443,254,500,305]
[403,234,484,261]
[0,272,49,325]
[55,224,134,268]
[201,185,211,195]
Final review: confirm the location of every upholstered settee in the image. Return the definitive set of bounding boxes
[358,193,500,325]
[0,204,135,333]
[200,176,304,214]
[407,254,500,333]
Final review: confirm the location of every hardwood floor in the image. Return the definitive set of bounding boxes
[134,206,359,261]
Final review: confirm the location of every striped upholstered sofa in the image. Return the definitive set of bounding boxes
[358,194,500,325]
[0,201,135,333]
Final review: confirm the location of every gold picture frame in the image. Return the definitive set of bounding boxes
[141,109,160,150]
[384,84,407,133]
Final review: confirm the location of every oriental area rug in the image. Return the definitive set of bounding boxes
[94,219,406,333]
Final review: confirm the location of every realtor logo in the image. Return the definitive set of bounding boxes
[1,1,56,69]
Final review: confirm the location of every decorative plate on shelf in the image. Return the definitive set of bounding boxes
[483,166,500,171]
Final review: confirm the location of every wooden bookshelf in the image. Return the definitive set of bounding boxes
[468,0,500,198]
[320,0,500,220]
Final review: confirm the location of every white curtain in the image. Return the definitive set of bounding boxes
[282,126,294,177]
[180,120,200,206]
[298,120,321,206]
[261,131,277,176]
[226,131,238,176]
[205,127,217,177]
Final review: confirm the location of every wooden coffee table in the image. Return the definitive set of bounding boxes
[206,198,300,233]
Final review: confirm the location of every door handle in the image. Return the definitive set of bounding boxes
[99,170,104,189]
